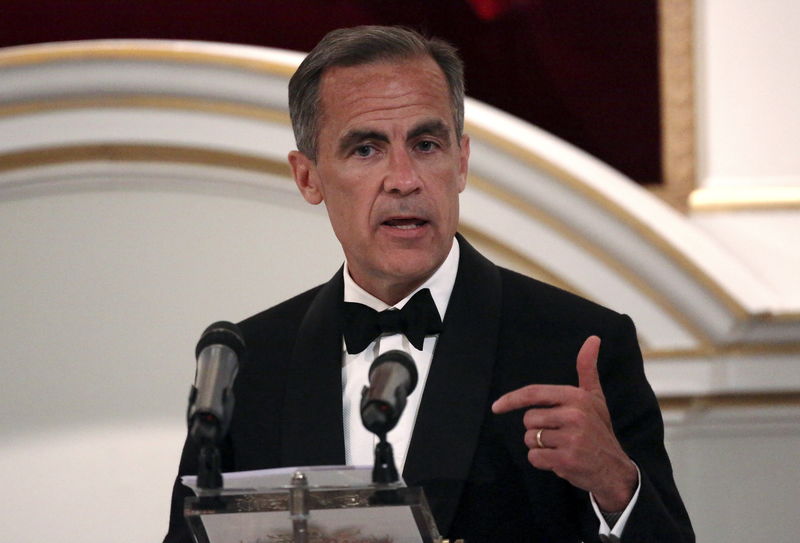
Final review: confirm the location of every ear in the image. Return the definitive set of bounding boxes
[457,133,470,193]
[288,150,324,205]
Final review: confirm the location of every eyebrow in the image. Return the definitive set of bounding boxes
[337,130,388,157]
[407,119,452,145]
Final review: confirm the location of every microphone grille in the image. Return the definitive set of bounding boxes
[369,349,418,394]
[195,321,247,362]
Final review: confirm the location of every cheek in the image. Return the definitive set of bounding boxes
[436,173,463,213]
[327,190,372,234]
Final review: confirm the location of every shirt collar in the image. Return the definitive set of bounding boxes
[343,237,460,322]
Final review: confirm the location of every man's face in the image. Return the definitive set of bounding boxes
[289,56,470,303]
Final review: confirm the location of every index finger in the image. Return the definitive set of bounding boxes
[491,384,574,414]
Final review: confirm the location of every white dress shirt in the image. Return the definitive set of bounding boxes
[342,239,460,473]
[340,237,639,538]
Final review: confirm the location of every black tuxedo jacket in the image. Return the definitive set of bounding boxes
[166,235,693,542]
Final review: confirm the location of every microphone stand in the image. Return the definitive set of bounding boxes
[369,432,407,509]
[197,442,222,491]
[372,432,399,484]
[191,414,224,492]
[192,418,225,511]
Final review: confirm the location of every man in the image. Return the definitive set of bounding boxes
[166,26,693,542]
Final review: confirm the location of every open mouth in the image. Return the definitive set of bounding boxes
[383,218,428,230]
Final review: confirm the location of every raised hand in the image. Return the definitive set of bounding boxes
[491,336,638,512]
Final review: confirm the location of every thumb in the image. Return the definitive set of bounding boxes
[577,335,602,393]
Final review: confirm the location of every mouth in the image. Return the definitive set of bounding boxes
[382,217,428,230]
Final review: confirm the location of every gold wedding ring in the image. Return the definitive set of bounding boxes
[536,428,545,449]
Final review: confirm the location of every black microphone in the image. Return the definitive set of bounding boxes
[360,349,418,436]
[188,321,247,446]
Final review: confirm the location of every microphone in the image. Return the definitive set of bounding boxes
[188,321,247,446]
[360,349,418,436]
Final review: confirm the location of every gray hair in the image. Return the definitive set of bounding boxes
[288,25,465,161]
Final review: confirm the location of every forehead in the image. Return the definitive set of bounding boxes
[317,56,453,134]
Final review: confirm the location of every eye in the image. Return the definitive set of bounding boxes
[354,144,375,158]
[416,140,439,153]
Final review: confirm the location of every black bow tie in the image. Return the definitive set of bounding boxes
[343,288,444,354]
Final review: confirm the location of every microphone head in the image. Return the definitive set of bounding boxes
[361,350,418,436]
[368,349,418,394]
[195,321,247,363]
[189,321,247,445]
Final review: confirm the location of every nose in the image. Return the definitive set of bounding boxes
[383,148,422,195]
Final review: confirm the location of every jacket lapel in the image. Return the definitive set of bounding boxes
[280,269,347,467]
[403,235,502,534]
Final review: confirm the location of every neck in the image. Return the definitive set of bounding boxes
[345,238,458,307]
[350,272,432,307]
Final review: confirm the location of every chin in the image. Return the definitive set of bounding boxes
[383,252,442,283]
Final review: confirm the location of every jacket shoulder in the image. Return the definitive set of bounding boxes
[498,266,624,324]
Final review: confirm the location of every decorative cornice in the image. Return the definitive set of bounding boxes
[0,144,290,177]
[644,340,800,360]
[659,391,800,410]
[0,39,300,75]
[0,95,289,123]
[690,186,800,212]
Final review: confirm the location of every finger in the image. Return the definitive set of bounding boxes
[527,447,565,473]
[524,427,561,450]
[576,335,602,394]
[522,404,583,430]
[491,384,575,414]
[528,447,552,470]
